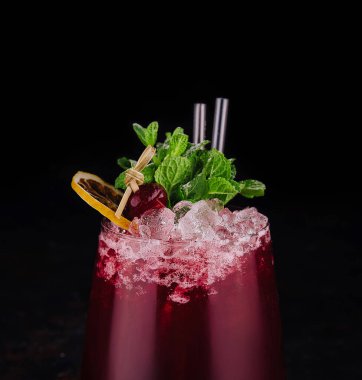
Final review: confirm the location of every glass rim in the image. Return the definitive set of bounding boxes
[101,212,269,245]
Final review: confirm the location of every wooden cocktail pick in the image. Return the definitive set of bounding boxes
[115,145,156,218]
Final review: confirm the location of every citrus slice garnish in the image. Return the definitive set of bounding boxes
[71,171,131,230]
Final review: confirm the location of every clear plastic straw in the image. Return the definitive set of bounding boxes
[193,103,206,144]
[211,98,229,152]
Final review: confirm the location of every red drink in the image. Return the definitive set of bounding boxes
[82,213,284,380]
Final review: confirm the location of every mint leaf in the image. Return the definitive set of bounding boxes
[117,157,131,170]
[172,127,184,136]
[115,164,156,190]
[132,123,149,146]
[229,159,236,179]
[154,156,192,203]
[133,122,158,147]
[188,152,200,176]
[187,149,208,177]
[154,127,188,163]
[153,141,169,166]
[181,172,208,202]
[115,171,127,190]
[169,133,188,156]
[184,140,210,156]
[146,121,158,146]
[141,163,156,183]
[152,154,162,166]
[239,179,266,198]
[117,157,137,170]
[203,149,231,179]
[230,179,242,192]
[207,177,238,204]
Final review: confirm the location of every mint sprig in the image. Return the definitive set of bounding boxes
[239,179,266,198]
[117,157,137,170]
[204,149,231,179]
[169,132,188,156]
[154,156,192,205]
[115,122,266,206]
[133,122,158,147]
[207,177,239,204]
[181,172,208,202]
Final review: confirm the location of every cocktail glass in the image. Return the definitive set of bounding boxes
[81,217,284,380]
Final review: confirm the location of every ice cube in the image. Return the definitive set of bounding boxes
[219,207,234,227]
[215,225,233,241]
[173,200,193,223]
[189,200,221,225]
[206,198,224,212]
[168,225,183,241]
[177,200,222,240]
[138,224,151,238]
[233,207,268,235]
[138,208,175,240]
[233,207,258,222]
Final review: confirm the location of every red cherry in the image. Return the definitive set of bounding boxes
[124,183,168,220]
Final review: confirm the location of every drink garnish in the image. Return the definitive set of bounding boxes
[72,121,266,229]
[71,171,130,230]
[114,145,156,218]
[124,183,167,220]
[115,122,266,207]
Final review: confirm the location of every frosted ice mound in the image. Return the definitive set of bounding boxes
[97,200,271,303]
[130,208,175,240]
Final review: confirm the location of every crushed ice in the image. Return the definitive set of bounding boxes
[98,200,270,303]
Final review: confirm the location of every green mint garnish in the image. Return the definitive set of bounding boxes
[207,177,239,204]
[115,122,266,207]
[229,158,237,179]
[154,156,192,205]
[115,171,127,190]
[203,149,231,179]
[141,163,157,184]
[181,172,208,202]
[168,132,189,156]
[117,157,137,170]
[229,179,243,192]
[239,179,266,198]
[133,122,159,147]
[115,163,157,191]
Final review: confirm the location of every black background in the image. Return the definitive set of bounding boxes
[1,51,361,380]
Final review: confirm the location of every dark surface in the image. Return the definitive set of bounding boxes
[1,77,361,379]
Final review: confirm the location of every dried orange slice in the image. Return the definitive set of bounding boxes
[71,171,131,230]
